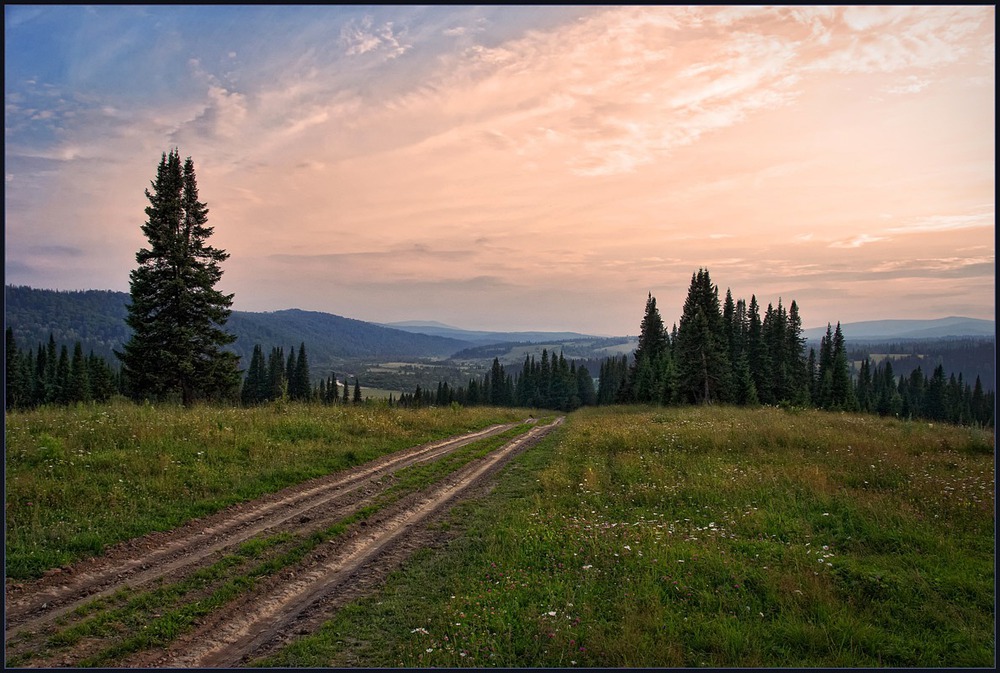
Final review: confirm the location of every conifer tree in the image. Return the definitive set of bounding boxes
[746,296,770,403]
[292,342,310,401]
[828,323,856,410]
[816,324,835,407]
[69,342,90,403]
[55,345,70,404]
[241,345,266,405]
[5,328,25,409]
[353,378,362,403]
[44,334,58,404]
[576,364,596,406]
[784,300,810,405]
[118,150,240,405]
[268,346,286,401]
[87,352,111,402]
[628,293,670,403]
[673,269,731,404]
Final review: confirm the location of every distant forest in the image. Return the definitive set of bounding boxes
[402,269,995,428]
[4,281,994,427]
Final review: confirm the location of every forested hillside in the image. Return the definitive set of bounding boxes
[847,338,994,393]
[5,286,468,367]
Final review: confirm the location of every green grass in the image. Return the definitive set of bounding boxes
[254,405,995,668]
[4,399,527,579]
[5,417,544,668]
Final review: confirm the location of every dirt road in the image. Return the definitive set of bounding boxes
[4,417,563,668]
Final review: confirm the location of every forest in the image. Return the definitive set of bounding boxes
[5,277,994,429]
[399,269,995,427]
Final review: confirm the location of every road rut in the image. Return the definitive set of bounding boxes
[4,417,563,668]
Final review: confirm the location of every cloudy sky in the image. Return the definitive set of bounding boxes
[5,5,994,335]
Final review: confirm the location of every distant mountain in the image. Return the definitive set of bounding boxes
[4,286,470,368]
[802,317,994,341]
[381,320,601,345]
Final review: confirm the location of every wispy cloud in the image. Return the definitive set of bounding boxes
[340,15,411,59]
[887,209,995,234]
[3,6,995,331]
[829,234,890,249]
[884,75,932,95]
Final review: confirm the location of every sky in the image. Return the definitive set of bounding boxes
[4,5,995,336]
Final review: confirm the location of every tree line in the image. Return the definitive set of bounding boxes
[395,268,993,428]
[239,342,363,405]
[853,358,993,426]
[394,350,596,411]
[6,329,119,409]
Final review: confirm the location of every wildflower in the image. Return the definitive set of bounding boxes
[547,611,557,616]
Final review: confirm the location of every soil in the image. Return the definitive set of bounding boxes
[4,417,563,668]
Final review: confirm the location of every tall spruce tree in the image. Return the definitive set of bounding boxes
[628,293,670,403]
[118,150,240,405]
[241,345,267,405]
[292,342,310,401]
[69,342,90,403]
[673,269,731,404]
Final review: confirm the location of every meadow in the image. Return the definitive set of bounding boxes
[4,400,525,579]
[5,402,994,667]
[255,405,995,668]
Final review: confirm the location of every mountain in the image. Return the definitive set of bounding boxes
[381,320,602,345]
[4,286,469,368]
[802,317,994,341]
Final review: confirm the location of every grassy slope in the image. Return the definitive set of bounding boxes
[4,400,526,579]
[255,405,995,668]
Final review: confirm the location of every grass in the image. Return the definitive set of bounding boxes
[253,405,995,668]
[5,416,544,668]
[4,399,527,579]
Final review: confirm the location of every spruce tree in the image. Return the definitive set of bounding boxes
[784,300,809,405]
[88,351,116,402]
[576,364,596,406]
[44,334,58,404]
[5,328,24,409]
[292,342,310,401]
[241,345,266,405]
[55,345,71,404]
[268,347,286,401]
[628,293,669,403]
[69,342,90,403]
[673,269,732,404]
[829,323,856,410]
[746,296,769,403]
[118,150,240,405]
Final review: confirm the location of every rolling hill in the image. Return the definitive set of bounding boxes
[802,316,994,341]
[381,320,604,345]
[6,285,993,391]
[3,286,467,368]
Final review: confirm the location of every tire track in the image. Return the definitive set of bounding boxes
[148,417,563,668]
[4,421,522,642]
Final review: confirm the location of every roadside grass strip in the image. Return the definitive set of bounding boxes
[5,401,527,579]
[4,421,539,667]
[254,405,994,668]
